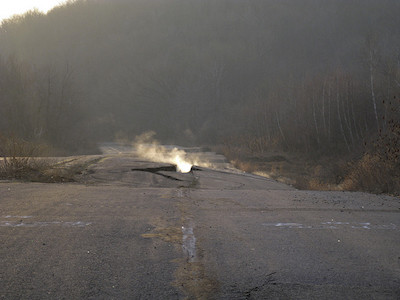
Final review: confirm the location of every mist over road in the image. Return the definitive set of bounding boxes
[1,145,399,299]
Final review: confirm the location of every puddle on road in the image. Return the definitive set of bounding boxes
[262,221,398,230]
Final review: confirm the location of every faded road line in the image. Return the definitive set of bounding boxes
[262,221,398,230]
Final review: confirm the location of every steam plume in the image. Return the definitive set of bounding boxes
[133,131,205,173]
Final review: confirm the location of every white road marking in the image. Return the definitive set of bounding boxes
[0,217,91,227]
[182,224,196,262]
[262,222,397,230]
[2,215,32,219]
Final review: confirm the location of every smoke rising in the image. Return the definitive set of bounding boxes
[133,131,211,173]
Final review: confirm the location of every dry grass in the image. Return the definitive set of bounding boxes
[220,144,314,188]
[219,143,399,196]
[1,136,45,180]
[0,135,81,183]
[0,157,48,180]
[342,154,400,195]
[230,160,257,173]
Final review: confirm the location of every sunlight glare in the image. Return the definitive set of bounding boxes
[174,155,193,173]
[0,1,66,22]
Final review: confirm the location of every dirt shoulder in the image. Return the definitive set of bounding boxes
[0,156,102,183]
[219,148,400,196]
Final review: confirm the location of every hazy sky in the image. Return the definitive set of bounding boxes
[0,0,66,23]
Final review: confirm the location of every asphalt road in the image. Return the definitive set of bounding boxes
[1,146,399,299]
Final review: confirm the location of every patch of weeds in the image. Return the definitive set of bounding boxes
[343,97,400,195]
[0,135,46,181]
[0,135,83,183]
[0,156,47,181]
[342,154,400,195]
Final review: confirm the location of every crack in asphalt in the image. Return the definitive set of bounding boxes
[244,272,277,300]
[131,166,201,182]
[131,166,183,181]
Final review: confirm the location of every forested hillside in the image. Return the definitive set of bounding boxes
[1,0,399,191]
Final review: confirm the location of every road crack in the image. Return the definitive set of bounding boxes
[141,189,219,299]
[131,166,184,181]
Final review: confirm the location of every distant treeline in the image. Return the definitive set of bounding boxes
[0,0,399,155]
[0,56,93,153]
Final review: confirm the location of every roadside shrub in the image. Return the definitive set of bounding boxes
[0,135,50,180]
[342,154,400,195]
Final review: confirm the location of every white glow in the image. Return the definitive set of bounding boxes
[0,1,66,23]
[135,142,193,174]
[174,155,192,173]
[133,132,194,174]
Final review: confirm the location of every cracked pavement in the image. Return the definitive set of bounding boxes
[1,145,399,299]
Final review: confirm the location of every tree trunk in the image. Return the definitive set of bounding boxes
[312,95,320,147]
[336,82,350,152]
[369,49,380,132]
